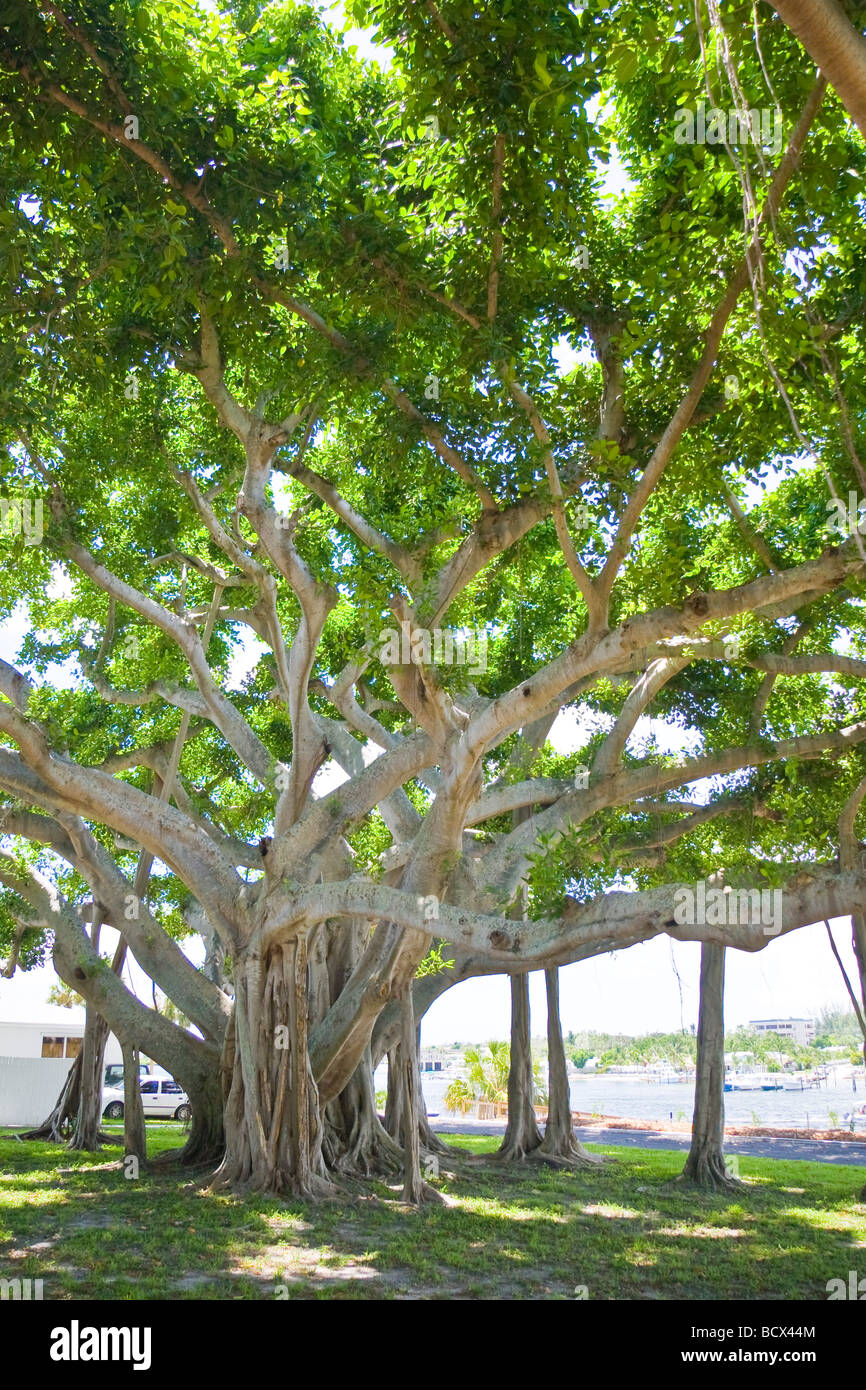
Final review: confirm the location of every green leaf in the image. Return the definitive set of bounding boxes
[610,46,639,82]
[533,52,553,89]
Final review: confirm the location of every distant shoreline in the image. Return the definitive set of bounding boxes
[571,1109,866,1143]
[431,1107,866,1143]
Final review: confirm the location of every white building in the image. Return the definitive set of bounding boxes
[419,1046,446,1073]
[748,1017,816,1046]
[0,1012,123,1064]
[0,1012,125,1127]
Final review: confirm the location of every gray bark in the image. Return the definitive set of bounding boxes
[19,1049,80,1142]
[498,973,542,1161]
[383,1045,403,1141]
[537,967,603,1166]
[69,1004,111,1151]
[330,1047,402,1177]
[773,0,866,143]
[122,1041,147,1164]
[857,914,866,1202]
[851,913,866,1069]
[213,937,331,1195]
[384,1029,452,1158]
[399,987,423,1203]
[681,943,738,1188]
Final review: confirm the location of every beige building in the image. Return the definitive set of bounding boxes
[748,1017,816,1046]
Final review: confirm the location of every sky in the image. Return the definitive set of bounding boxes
[0,2,860,1046]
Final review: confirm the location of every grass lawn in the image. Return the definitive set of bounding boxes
[1,1125,864,1300]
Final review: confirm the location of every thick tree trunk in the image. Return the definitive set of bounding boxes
[68,1005,111,1151]
[179,1063,225,1165]
[315,920,403,1177]
[680,943,739,1189]
[122,1041,147,1165]
[212,936,332,1196]
[498,973,542,1161]
[383,1044,404,1141]
[537,967,603,1167]
[384,1029,452,1158]
[19,1049,81,1141]
[384,992,444,1203]
[330,1047,403,1177]
[399,986,424,1202]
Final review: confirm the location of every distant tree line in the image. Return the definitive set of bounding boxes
[562,1013,863,1072]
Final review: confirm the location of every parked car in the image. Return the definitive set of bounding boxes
[103,1061,150,1089]
[102,1076,191,1122]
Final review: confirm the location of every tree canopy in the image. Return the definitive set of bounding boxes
[2,0,866,1193]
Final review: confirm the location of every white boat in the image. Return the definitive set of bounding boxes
[646,1064,686,1083]
[724,1072,784,1092]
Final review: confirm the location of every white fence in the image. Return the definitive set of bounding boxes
[0,1056,74,1127]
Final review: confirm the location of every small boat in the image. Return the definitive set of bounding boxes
[725,1073,761,1091]
[724,1072,783,1092]
[843,1104,866,1128]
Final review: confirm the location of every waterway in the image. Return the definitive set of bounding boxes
[404,1070,866,1130]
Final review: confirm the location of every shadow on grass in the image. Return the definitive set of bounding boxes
[0,1130,863,1300]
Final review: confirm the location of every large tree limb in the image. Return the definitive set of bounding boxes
[771,0,866,141]
[467,532,863,753]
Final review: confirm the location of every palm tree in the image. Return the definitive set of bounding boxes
[442,1077,474,1116]
[443,1041,548,1114]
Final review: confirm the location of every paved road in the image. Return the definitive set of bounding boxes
[431,1119,866,1167]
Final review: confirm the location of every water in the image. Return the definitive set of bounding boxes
[409,1070,865,1130]
[564,1075,863,1129]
